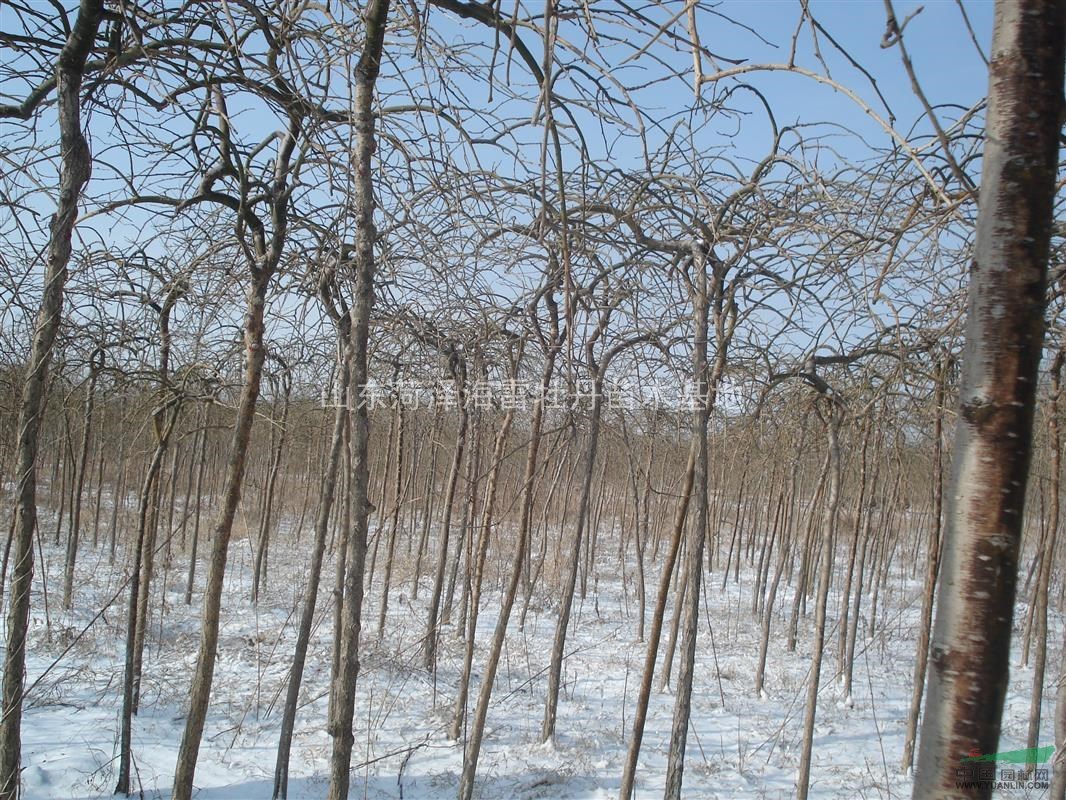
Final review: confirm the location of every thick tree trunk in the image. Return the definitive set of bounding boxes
[912,3,1064,795]
[0,3,103,794]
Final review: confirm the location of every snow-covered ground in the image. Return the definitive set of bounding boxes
[11,519,1062,799]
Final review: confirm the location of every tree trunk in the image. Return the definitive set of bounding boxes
[377,397,406,637]
[185,407,210,605]
[131,452,164,713]
[274,343,350,800]
[618,440,697,800]
[171,277,272,800]
[109,444,129,565]
[116,405,179,795]
[912,3,1064,794]
[836,421,870,681]
[450,404,515,740]
[0,2,103,793]
[1025,351,1062,770]
[662,248,738,797]
[542,383,603,741]
[62,360,98,609]
[324,4,388,795]
[253,378,291,603]
[411,405,442,598]
[1051,619,1066,798]
[796,404,843,800]
[447,409,481,629]
[424,367,467,670]
[90,442,105,548]
[902,362,947,772]
[458,330,557,800]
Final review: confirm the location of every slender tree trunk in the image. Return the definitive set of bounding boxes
[1052,619,1066,798]
[366,391,398,589]
[377,398,406,637]
[411,406,442,598]
[0,3,103,793]
[788,460,828,652]
[754,487,783,618]
[0,516,14,617]
[116,407,179,795]
[324,5,388,795]
[450,404,515,740]
[62,362,98,608]
[843,489,875,697]
[329,409,352,713]
[664,249,736,799]
[618,441,697,800]
[1025,351,1063,770]
[634,442,652,641]
[274,344,350,800]
[755,416,809,694]
[902,363,947,772]
[836,421,870,680]
[913,4,1064,794]
[542,384,603,741]
[54,418,71,546]
[796,405,843,800]
[109,444,128,565]
[90,441,105,548]
[185,407,209,605]
[458,331,557,800]
[447,410,481,629]
[253,380,291,603]
[131,454,164,713]
[659,546,688,692]
[424,370,467,670]
[172,277,272,800]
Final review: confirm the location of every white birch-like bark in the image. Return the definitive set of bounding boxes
[913,2,1064,796]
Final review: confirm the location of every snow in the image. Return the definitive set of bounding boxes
[9,522,1061,800]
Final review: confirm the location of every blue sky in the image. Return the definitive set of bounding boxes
[0,0,1001,384]
[709,0,993,125]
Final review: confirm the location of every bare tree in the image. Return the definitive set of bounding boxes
[324,0,390,796]
[172,29,309,800]
[0,3,104,795]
